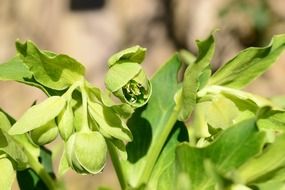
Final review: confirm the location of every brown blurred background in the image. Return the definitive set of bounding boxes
[1,0,285,189]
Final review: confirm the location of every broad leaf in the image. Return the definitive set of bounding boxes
[179,34,215,121]
[210,34,285,88]
[123,54,182,187]
[176,119,265,190]
[0,56,32,81]
[16,40,85,90]
[9,96,66,135]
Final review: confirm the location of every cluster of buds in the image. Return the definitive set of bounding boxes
[8,44,151,175]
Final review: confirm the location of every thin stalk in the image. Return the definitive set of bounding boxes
[27,151,59,190]
[80,81,90,132]
[12,135,59,190]
[107,141,127,189]
[138,109,180,185]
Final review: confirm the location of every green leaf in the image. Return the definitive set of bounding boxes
[0,57,60,96]
[0,56,32,81]
[9,96,66,135]
[107,45,146,67]
[16,40,85,90]
[257,107,285,132]
[0,157,15,190]
[178,34,215,121]
[150,122,189,190]
[175,119,265,190]
[238,133,285,184]
[210,34,285,89]
[123,54,182,187]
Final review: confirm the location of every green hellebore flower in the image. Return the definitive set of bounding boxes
[30,119,58,145]
[105,46,152,107]
[65,131,107,174]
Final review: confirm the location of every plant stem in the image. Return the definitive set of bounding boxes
[107,141,127,189]
[80,81,90,132]
[139,109,180,185]
[27,152,59,190]
[10,133,59,190]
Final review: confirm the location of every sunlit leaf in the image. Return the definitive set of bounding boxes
[210,34,285,89]
[16,40,85,90]
[9,96,66,135]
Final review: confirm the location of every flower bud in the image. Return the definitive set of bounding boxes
[57,101,74,141]
[105,46,151,107]
[65,131,107,174]
[30,119,58,145]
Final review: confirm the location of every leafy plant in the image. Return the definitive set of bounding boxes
[1,33,285,190]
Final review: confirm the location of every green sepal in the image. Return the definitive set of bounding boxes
[105,62,141,92]
[88,101,132,142]
[108,45,146,67]
[87,84,134,118]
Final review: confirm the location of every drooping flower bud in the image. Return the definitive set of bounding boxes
[57,100,74,141]
[65,131,107,174]
[30,119,58,145]
[105,46,152,107]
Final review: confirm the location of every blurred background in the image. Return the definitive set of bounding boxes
[1,0,285,189]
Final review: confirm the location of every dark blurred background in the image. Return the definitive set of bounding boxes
[1,0,285,189]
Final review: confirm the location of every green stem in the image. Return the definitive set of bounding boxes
[138,109,180,185]
[27,152,59,190]
[80,81,90,132]
[13,136,60,190]
[107,141,127,189]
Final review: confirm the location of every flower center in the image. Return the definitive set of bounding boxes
[122,80,147,104]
